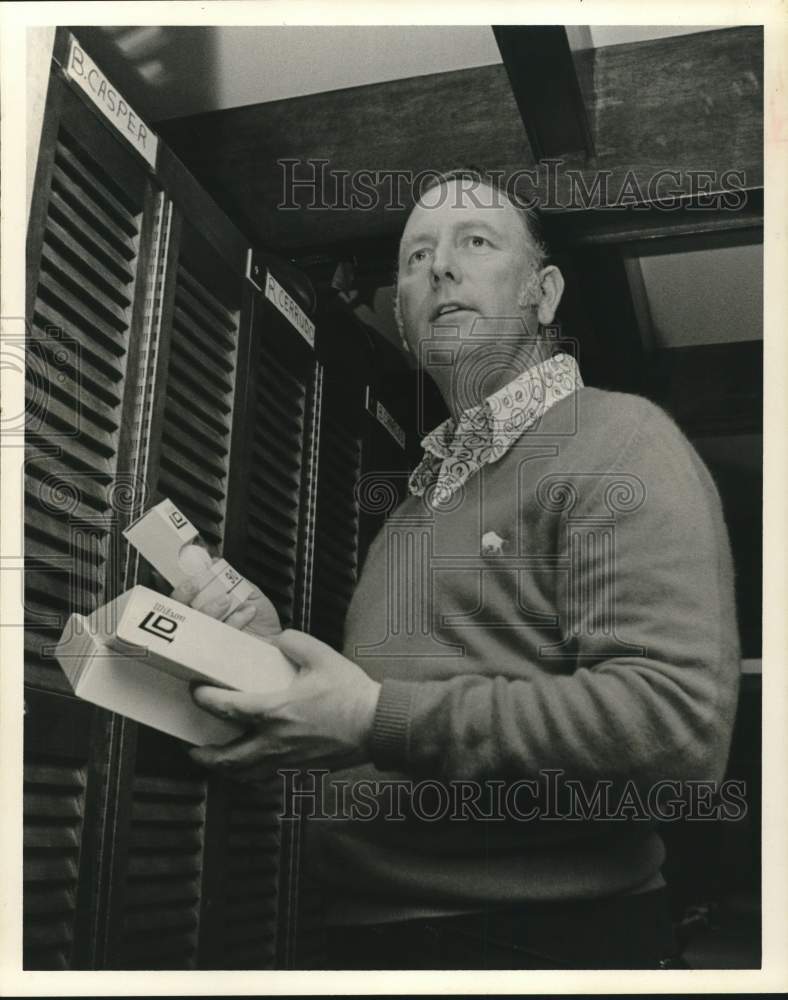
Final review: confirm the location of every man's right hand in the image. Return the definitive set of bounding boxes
[170,565,283,640]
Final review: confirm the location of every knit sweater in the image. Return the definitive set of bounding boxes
[306,387,741,923]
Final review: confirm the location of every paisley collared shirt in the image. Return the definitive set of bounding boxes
[408,352,583,507]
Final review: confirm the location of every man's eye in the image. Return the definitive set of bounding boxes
[467,235,490,250]
[409,248,432,265]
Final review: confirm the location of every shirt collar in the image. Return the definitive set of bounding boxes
[409,352,583,501]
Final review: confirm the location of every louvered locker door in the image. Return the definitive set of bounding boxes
[224,270,319,632]
[221,268,320,969]
[276,372,366,971]
[25,75,151,694]
[23,690,99,971]
[196,775,283,970]
[308,375,365,651]
[303,296,379,650]
[153,222,241,549]
[114,725,210,970]
[285,376,412,970]
[244,339,311,628]
[309,300,416,576]
[106,215,253,970]
[24,70,157,970]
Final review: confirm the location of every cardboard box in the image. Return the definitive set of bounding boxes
[55,585,296,745]
[123,499,200,587]
[122,499,256,615]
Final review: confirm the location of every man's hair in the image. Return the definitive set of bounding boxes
[393,167,549,342]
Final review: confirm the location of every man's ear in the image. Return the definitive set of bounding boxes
[536,265,565,326]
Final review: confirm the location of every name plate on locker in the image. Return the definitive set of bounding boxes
[366,388,406,449]
[65,35,158,169]
[264,271,316,348]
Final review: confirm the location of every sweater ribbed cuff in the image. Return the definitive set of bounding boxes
[370,679,414,770]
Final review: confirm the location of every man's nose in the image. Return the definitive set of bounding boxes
[430,245,461,285]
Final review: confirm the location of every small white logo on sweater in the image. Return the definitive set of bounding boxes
[481,531,506,555]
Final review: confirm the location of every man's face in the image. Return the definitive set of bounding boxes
[397,179,537,355]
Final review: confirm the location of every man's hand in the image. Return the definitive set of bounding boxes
[170,564,282,639]
[187,629,382,780]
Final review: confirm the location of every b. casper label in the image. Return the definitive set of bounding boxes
[65,35,158,169]
[264,272,315,348]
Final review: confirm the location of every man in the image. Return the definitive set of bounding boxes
[178,169,741,969]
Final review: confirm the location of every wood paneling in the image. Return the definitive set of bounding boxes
[157,27,762,251]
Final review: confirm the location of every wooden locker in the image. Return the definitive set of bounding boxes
[217,261,321,968]
[106,204,306,972]
[223,266,319,633]
[24,56,161,969]
[24,29,424,972]
[22,32,277,971]
[278,304,417,969]
[102,207,251,970]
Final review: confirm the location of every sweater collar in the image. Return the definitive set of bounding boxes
[409,352,583,505]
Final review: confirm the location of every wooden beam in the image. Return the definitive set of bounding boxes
[492,26,594,160]
[543,188,764,250]
[157,27,762,254]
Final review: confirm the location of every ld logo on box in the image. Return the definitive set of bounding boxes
[139,612,179,642]
[169,510,188,529]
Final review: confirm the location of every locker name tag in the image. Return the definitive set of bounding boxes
[265,272,315,348]
[65,37,158,169]
[376,401,406,449]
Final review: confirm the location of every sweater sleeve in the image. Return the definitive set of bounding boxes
[369,400,741,790]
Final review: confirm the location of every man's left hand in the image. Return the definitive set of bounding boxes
[188,629,381,779]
